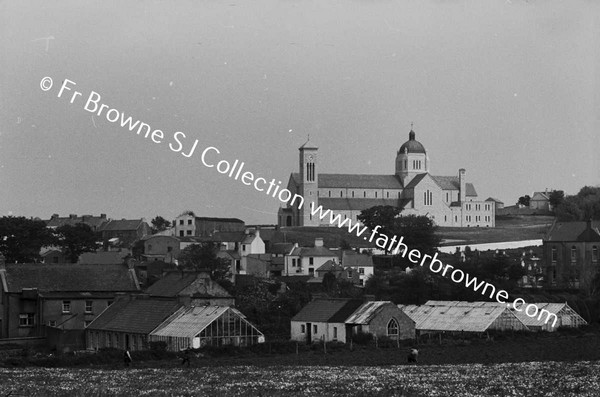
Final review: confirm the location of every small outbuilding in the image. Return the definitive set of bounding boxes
[345,301,415,340]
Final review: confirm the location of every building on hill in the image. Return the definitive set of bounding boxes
[278,130,495,228]
[340,250,374,286]
[542,219,600,290]
[485,197,504,210]
[98,219,150,247]
[144,271,234,306]
[345,301,415,341]
[45,213,108,231]
[173,211,245,237]
[530,191,551,211]
[0,256,140,339]
[284,238,338,276]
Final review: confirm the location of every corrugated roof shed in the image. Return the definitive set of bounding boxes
[150,306,229,338]
[399,304,512,332]
[345,301,390,324]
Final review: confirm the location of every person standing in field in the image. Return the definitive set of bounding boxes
[123,350,133,367]
[181,347,191,367]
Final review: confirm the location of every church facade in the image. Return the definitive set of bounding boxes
[278,130,495,228]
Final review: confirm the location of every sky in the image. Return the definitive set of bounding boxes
[1,0,599,225]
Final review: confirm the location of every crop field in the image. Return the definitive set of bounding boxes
[1,360,599,396]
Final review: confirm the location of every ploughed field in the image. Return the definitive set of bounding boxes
[2,361,599,396]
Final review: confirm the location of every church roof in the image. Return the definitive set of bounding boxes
[431,176,477,196]
[398,130,426,154]
[318,174,403,189]
[319,198,410,211]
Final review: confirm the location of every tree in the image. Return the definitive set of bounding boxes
[393,215,441,259]
[549,190,565,209]
[358,206,402,254]
[177,242,232,284]
[554,186,600,221]
[517,195,531,207]
[150,216,171,234]
[0,216,55,263]
[54,223,101,263]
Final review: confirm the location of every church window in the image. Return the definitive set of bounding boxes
[364,191,366,198]
[446,192,449,202]
[375,192,378,198]
[423,190,432,206]
[404,160,407,169]
[328,191,331,197]
[340,190,343,197]
[444,215,447,222]
[387,192,389,198]
[455,216,458,222]
[387,319,399,337]
[398,192,401,198]
[352,191,355,198]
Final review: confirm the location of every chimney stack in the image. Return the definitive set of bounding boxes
[315,237,324,247]
[69,214,77,219]
[51,214,59,220]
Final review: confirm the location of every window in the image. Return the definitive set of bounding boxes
[242,245,246,252]
[593,246,598,263]
[48,320,56,327]
[375,191,378,198]
[328,191,331,197]
[364,191,366,198]
[423,190,432,206]
[387,318,399,337]
[292,258,297,267]
[186,230,192,235]
[446,192,449,202]
[404,159,407,169]
[179,230,184,237]
[187,219,192,225]
[387,192,389,198]
[333,327,338,339]
[309,257,314,265]
[571,246,577,264]
[313,324,317,334]
[301,324,306,333]
[340,190,343,197]
[167,246,173,252]
[62,301,71,313]
[359,268,365,275]
[348,269,353,278]
[308,268,314,275]
[352,191,355,198]
[179,220,184,225]
[19,313,34,327]
[85,300,93,314]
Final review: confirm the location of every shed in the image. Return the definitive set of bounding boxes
[345,301,415,340]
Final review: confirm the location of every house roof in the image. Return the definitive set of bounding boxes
[46,214,108,229]
[531,192,550,201]
[87,297,182,333]
[291,298,364,323]
[431,176,477,196]
[345,301,394,324]
[78,251,129,265]
[144,272,232,298]
[316,259,343,272]
[340,250,374,267]
[99,219,146,232]
[290,245,337,257]
[485,197,504,204]
[194,216,244,224]
[1,263,139,293]
[268,243,295,255]
[545,220,600,242]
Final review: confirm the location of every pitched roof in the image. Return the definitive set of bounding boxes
[403,173,428,189]
[99,219,146,232]
[87,297,182,333]
[340,250,374,267]
[150,306,262,338]
[78,251,129,265]
[145,272,232,298]
[318,198,405,212]
[1,263,139,293]
[316,259,343,272]
[194,216,244,224]
[291,298,364,323]
[268,243,295,255]
[291,173,403,189]
[46,214,108,229]
[545,220,600,242]
[431,176,477,196]
[291,245,337,257]
[485,197,504,204]
[531,192,550,201]
[345,301,395,324]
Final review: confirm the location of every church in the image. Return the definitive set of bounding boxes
[278,129,495,228]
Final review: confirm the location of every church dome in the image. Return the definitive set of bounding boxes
[398,130,426,154]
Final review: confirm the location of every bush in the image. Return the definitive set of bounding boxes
[351,332,373,345]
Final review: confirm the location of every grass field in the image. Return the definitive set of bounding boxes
[1,361,599,396]
[438,215,555,246]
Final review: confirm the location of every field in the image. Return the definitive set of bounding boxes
[1,361,600,396]
[438,215,554,246]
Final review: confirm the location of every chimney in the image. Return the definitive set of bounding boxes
[100,213,107,219]
[69,214,77,219]
[315,237,324,247]
[254,228,260,239]
[458,169,466,203]
[51,214,59,220]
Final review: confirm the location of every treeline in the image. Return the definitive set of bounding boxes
[553,186,600,221]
